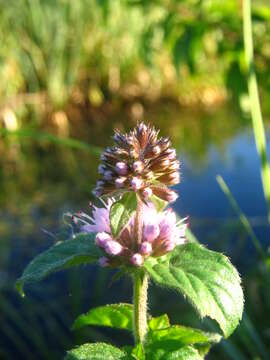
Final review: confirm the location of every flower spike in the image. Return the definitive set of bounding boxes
[93,122,180,203]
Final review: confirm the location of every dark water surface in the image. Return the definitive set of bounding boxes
[0,102,269,359]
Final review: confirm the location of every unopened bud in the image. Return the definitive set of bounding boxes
[131,253,144,266]
[98,257,109,267]
[152,145,161,155]
[130,177,143,190]
[140,242,152,255]
[115,177,126,188]
[98,164,106,174]
[142,187,152,198]
[168,149,176,160]
[95,232,112,247]
[105,240,123,255]
[116,162,128,175]
[133,160,144,173]
[104,171,113,181]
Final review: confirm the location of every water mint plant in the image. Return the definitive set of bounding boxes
[16,123,244,359]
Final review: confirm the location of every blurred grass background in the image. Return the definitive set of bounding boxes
[1,0,270,359]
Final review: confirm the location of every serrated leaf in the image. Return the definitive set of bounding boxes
[16,233,102,295]
[65,343,128,360]
[110,193,137,238]
[148,314,170,331]
[146,323,216,359]
[72,304,133,331]
[144,243,244,338]
[149,325,215,346]
[146,344,203,360]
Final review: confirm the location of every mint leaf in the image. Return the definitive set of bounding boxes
[148,314,170,331]
[65,343,128,360]
[16,233,101,295]
[144,243,244,337]
[110,193,137,238]
[146,344,203,360]
[72,304,133,331]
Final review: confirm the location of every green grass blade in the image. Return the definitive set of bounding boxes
[243,0,270,221]
[216,175,265,260]
[0,128,102,155]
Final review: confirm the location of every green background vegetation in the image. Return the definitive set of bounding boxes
[1,0,270,359]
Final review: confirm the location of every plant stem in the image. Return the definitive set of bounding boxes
[133,271,148,344]
[243,0,270,221]
[133,196,148,344]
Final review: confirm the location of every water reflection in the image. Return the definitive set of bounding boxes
[0,102,269,358]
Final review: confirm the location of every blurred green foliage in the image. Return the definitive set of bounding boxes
[0,0,270,116]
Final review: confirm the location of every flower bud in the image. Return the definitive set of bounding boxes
[98,164,106,174]
[142,187,152,199]
[105,240,123,256]
[130,177,143,190]
[95,232,112,248]
[133,160,144,173]
[140,242,152,255]
[131,253,144,266]
[167,149,176,160]
[115,177,126,188]
[98,257,109,267]
[104,171,114,181]
[152,145,161,155]
[167,190,178,202]
[116,162,128,175]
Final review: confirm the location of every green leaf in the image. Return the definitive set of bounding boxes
[16,233,102,296]
[110,192,137,238]
[72,304,133,331]
[149,195,167,212]
[146,324,220,359]
[148,314,170,331]
[145,344,203,360]
[144,243,244,338]
[65,343,128,360]
[131,344,145,360]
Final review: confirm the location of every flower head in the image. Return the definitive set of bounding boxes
[74,198,187,268]
[93,123,180,203]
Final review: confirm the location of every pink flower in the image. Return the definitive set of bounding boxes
[72,196,187,268]
[144,223,160,242]
[79,199,113,234]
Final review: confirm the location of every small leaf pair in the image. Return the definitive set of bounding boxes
[70,304,221,360]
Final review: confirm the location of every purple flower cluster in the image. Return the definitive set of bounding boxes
[73,199,187,268]
[93,123,180,203]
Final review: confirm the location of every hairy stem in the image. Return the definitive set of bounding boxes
[133,271,148,344]
[243,0,270,221]
[133,196,148,344]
